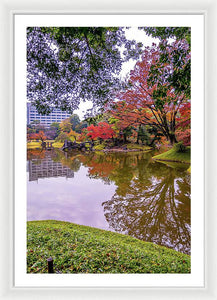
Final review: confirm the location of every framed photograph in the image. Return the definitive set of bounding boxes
[0,0,216,299]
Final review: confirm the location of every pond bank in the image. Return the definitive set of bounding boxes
[152,147,191,164]
[103,147,152,153]
[27,220,190,274]
[27,141,153,151]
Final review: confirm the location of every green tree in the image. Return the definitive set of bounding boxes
[137,125,150,145]
[50,122,60,133]
[143,27,190,44]
[69,114,80,131]
[75,120,88,133]
[142,27,191,98]
[49,122,60,139]
[27,27,143,114]
[55,132,70,142]
[59,118,72,133]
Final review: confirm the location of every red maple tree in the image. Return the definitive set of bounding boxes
[176,102,191,146]
[85,122,116,141]
[28,130,47,142]
[107,41,190,145]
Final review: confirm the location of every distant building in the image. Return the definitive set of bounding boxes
[27,103,71,127]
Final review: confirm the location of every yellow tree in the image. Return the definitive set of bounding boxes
[59,118,72,133]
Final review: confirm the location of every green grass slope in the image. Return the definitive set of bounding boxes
[27,220,190,274]
[152,147,190,164]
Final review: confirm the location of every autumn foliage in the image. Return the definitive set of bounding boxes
[176,102,191,146]
[84,122,116,141]
[107,41,191,145]
[28,130,47,142]
[27,35,191,148]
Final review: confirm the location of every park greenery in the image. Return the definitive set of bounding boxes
[153,143,191,163]
[27,111,190,163]
[27,27,143,114]
[27,26,190,153]
[26,26,191,273]
[27,148,190,256]
[27,220,190,273]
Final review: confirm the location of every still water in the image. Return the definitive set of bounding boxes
[27,149,191,255]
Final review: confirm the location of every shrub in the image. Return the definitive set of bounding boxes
[55,132,70,142]
[173,142,186,153]
[93,144,105,151]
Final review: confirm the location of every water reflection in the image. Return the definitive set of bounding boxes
[102,166,190,254]
[27,149,190,254]
[27,150,82,181]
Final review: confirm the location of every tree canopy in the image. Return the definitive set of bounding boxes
[27,26,191,146]
[143,27,191,98]
[27,27,143,115]
[107,39,190,144]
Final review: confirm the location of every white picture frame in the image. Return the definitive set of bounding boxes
[0,0,216,299]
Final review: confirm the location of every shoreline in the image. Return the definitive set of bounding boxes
[153,158,190,164]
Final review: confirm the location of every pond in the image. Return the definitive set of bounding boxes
[27,149,191,255]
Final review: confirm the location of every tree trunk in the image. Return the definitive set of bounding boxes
[168,133,177,144]
[168,117,177,144]
[136,134,139,144]
[123,133,127,143]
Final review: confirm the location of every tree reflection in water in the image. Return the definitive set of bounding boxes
[103,166,190,255]
[28,149,191,255]
[80,151,190,255]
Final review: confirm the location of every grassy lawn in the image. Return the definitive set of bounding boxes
[27,141,41,149]
[152,147,191,164]
[27,140,64,149]
[27,220,190,274]
[52,141,64,148]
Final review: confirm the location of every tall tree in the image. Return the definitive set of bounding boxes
[69,114,80,131]
[27,27,143,114]
[108,41,190,144]
[59,118,72,133]
[142,27,191,98]
[50,122,60,136]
